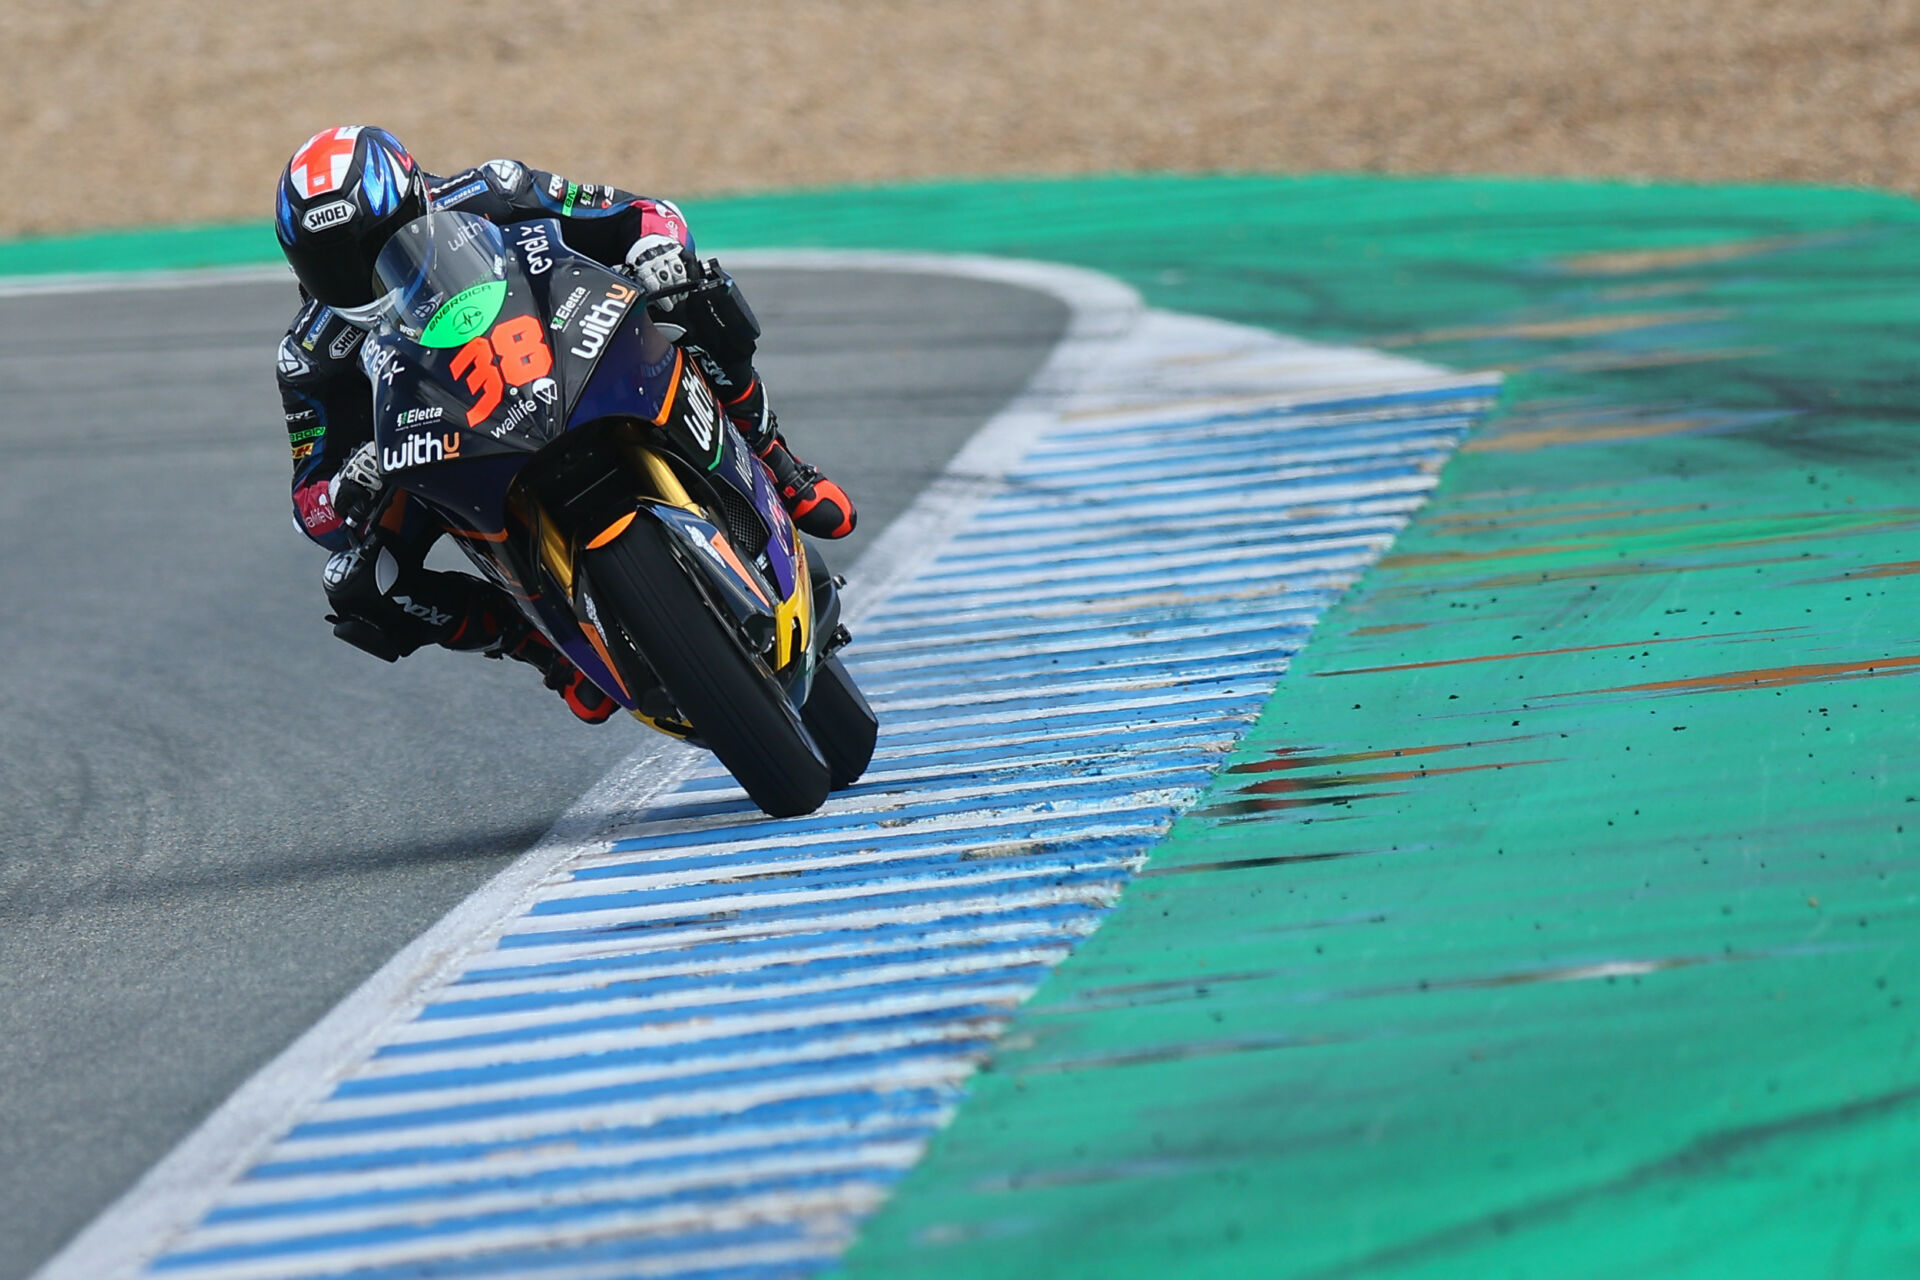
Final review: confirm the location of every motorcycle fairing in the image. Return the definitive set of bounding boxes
[365,327,635,700]
[361,209,817,721]
[367,225,639,531]
[555,268,677,431]
[647,505,780,637]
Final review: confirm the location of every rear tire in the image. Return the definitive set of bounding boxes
[587,518,829,818]
[803,654,878,790]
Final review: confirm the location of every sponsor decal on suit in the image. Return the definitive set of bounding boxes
[433,179,487,208]
[392,595,452,627]
[300,306,333,351]
[295,482,342,536]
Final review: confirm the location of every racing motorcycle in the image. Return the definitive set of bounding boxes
[351,209,875,818]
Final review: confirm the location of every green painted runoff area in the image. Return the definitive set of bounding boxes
[17,175,1918,1275]
[816,179,1920,1279]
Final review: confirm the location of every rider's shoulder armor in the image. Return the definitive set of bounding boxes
[279,297,367,386]
[482,158,530,195]
[429,160,533,221]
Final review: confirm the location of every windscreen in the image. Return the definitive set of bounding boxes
[349,211,511,348]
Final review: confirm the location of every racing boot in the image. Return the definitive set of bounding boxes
[728,383,857,540]
[499,627,619,724]
[447,593,618,724]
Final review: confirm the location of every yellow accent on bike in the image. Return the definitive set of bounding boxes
[628,707,698,738]
[772,538,812,670]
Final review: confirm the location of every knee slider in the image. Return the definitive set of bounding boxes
[329,616,405,662]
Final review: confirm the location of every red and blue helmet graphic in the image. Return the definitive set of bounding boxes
[275,126,420,246]
[276,126,427,308]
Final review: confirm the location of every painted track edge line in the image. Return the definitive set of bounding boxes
[30,745,701,1280]
[25,250,1146,1280]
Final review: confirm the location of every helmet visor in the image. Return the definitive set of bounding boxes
[343,211,510,345]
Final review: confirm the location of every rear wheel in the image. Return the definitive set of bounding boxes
[587,517,829,817]
[803,654,878,790]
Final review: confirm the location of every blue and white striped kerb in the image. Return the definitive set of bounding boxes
[142,316,1496,1278]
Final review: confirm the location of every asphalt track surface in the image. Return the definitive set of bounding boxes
[0,267,1068,1279]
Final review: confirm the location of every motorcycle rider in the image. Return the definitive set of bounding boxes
[274,125,856,721]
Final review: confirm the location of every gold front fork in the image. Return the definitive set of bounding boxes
[625,442,699,512]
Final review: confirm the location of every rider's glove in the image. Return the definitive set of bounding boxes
[624,234,700,310]
[327,441,385,534]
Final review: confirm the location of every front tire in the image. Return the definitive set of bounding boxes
[803,654,878,789]
[587,517,830,818]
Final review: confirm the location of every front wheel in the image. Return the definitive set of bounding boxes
[803,653,878,790]
[587,517,829,818]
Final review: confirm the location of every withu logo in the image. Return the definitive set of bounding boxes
[382,432,462,472]
[569,284,638,361]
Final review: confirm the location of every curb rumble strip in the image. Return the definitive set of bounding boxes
[35,252,1494,1280]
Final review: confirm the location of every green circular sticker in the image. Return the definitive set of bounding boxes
[420,280,508,349]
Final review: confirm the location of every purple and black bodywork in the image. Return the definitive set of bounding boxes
[358,211,834,727]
